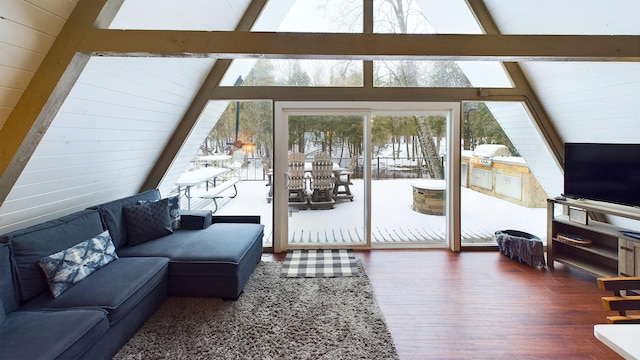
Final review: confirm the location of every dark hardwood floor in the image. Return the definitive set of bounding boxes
[263,250,622,359]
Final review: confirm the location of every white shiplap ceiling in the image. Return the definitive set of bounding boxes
[110,0,251,30]
[0,0,638,233]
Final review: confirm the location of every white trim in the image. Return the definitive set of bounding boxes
[274,101,460,252]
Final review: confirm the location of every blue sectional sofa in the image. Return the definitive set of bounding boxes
[0,189,263,359]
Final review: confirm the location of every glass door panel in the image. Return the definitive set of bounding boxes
[370,113,448,248]
[286,114,365,247]
[204,100,275,250]
[460,101,551,247]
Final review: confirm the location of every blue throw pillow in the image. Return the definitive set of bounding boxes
[167,194,181,230]
[137,195,180,231]
[123,197,173,246]
[38,230,118,298]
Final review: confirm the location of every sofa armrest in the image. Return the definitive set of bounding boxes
[211,215,260,224]
[180,210,212,229]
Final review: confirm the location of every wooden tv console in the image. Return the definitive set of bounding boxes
[547,198,640,277]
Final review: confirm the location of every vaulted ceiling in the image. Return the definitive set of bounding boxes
[0,0,638,233]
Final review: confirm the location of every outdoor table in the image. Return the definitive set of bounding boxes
[198,154,232,167]
[176,167,230,209]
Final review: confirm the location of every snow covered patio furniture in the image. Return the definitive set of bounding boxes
[287,152,308,208]
[333,155,356,201]
[308,153,336,209]
[494,229,546,268]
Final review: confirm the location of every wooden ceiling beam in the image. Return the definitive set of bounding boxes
[80,30,640,62]
[209,86,527,102]
[139,0,269,191]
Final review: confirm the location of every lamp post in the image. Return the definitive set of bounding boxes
[463,102,478,150]
[233,76,243,149]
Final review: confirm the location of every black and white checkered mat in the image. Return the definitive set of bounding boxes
[281,249,360,278]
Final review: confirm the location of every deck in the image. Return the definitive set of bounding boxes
[179,176,547,249]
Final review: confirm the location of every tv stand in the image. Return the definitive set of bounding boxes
[620,231,640,240]
[547,198,640,277]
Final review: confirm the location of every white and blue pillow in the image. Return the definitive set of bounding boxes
[166,194,180,231]
[38,230,118,298]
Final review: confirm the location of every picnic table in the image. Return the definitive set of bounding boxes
[198,154,232,167]
[176,167,231,210]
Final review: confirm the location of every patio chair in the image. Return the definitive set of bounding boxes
[228,149,245,179]
[262,156,273,203]
[309,152,335,209]
[333,154,356,201]
[288,152,308,207]
[597,276,640,323]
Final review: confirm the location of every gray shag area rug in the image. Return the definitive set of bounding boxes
[112,260,398,360]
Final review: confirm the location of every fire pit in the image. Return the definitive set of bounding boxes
[412,180,446,215]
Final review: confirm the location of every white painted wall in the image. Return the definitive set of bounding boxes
[521,62,640,144]
[0,56,214,233]
[0,0,78,128]
[485,102,564,198]
[110,0,250,31]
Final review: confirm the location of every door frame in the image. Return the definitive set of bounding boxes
[273,101,461,253]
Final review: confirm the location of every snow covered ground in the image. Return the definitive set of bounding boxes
[210,178,547,248]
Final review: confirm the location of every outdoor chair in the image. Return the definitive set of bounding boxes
[262,156,273,203]
[333,155,357,201]
[309,152,336,209]
[288,152,307,207]
[228,149,245,179]
[597,276,640,323]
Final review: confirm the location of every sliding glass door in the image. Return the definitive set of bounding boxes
[274,102,459,253]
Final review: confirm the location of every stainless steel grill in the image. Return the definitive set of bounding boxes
[471,144,510,166]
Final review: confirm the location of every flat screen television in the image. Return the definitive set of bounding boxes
[564,143,640,207]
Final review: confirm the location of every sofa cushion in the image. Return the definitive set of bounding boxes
[173,223,263,261]
[0,210,105,302]
[124,197,173,246]
[22,257,169,325]
[0,308,108,360]
[116,230,194,258]
[168,223,264,298]
[0,243,18,314]
[38,230,118,298]
[0,298,5,325]
[169,223,264,275]
[88,189,161,249]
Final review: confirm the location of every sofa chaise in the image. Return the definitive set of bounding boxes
[0,189,263,359]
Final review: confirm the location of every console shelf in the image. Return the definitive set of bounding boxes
[547,198,640,278]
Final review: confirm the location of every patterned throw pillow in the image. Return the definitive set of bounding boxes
[137,195,180,231]
[38,230,118,298]
[167,194,180,230]
[124,197,173,246]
